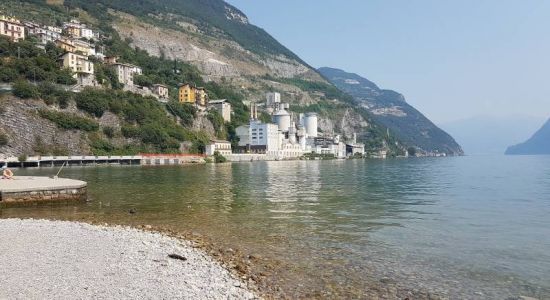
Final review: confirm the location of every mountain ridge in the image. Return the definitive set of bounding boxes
[505,117,550,155]
[318,67,463,155]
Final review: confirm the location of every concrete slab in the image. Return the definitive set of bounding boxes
[0,176,87,193]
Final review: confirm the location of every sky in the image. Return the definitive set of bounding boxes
[227,0,550,124]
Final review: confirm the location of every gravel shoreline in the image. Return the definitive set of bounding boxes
[0,218,258,299]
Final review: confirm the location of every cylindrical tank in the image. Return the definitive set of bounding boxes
[272,109,291,132]
[298,113,305,127]
[304,112,318,138]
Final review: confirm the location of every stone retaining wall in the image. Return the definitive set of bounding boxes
[0,187,87,207]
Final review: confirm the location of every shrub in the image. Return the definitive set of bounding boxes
[213,151,227,163]
[0,132,8,146]
[121,125,142,138]
[167,101,196,127]
[12,80,39,99]
[38,110,99,132]
[207,110,226,139]
[103,126,116,138]
[75,88,110,117]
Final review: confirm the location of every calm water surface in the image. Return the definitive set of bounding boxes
[2,156,549,298]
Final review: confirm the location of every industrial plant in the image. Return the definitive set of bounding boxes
[232,93,365,160]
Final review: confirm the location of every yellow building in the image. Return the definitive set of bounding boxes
[55,38,76,53]
[178,83,196,104]
[178,83,208,106]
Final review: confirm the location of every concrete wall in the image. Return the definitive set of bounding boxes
[0,187,87,207]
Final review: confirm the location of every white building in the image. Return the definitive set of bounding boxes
[36,31,60,45]
[46,26,62,34]
[112,63,142,86]
[236,120,281,155]
[266,92,281,106]
[0,16,25,42]
[205,140,232,156]
[80,27,94,39]
[346,133,365,156]
[209,99,232,123]
[152,84,169,101]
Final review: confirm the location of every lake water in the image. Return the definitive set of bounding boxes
[2,156,549,299]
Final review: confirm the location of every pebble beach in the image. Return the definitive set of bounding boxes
[0,218,258,299]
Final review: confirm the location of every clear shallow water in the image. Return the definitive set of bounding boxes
[2,156,550,298]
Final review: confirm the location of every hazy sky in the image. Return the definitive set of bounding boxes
[227,0,550,123]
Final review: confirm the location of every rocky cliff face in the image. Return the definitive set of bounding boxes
[113,13,319,80]
[0,96,90,157]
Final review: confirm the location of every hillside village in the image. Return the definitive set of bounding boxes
[0,12,393,163]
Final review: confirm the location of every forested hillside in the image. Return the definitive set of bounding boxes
[0,0,408,157]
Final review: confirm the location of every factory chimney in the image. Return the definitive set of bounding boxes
[250,103,259,120]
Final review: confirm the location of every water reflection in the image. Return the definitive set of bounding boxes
[1,157,549,298]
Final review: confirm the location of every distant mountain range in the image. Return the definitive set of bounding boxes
[505,117,550,155]
[440,115,547,155]
[318,67,463,155]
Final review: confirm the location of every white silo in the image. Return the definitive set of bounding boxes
[272,109,291,132]
[299,113,305,127]
[304,112,318,138]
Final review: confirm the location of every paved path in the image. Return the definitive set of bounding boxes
[0,176,86,192]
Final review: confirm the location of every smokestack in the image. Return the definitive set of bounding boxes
[250,103,254,120]
[254,104,258,120]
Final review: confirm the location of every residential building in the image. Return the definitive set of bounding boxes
[46,26,62,34]
[59,52,94,85]
[196,87,208,106]
[178,84,208,106]
[179,83,196,104]
[208,99,232,122]
[205,140,232,156]
[73,39,95,56]
[59,52,94,75]
[80,27,94,39]
[55,38,76,53]
[104,56,119,65]
[0,16,25,42]
[36,31,60,45]
[152,84,169,100]
[63,19,82,38]
[65,25,81,38]
[111,63,142,86]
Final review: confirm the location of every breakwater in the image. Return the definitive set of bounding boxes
[0,176,87,207]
